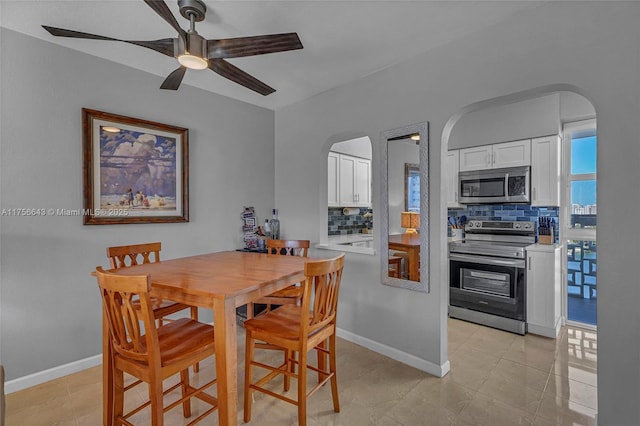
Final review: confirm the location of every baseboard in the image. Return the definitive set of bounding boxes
[527,323,561,338]
[6,329,450,393]
[336,327,450,378]
[5,354,102,394]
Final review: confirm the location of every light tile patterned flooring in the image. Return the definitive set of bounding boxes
[6,318,597,425]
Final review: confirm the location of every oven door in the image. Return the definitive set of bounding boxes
[449,253,526,321]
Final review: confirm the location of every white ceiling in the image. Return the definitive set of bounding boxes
[1,1,543,110]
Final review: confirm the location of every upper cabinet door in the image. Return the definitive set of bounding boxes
[354,157,371,207]
[338,154,356,206]
[459,145,492,172]
[328,152,340,207]
[492,139,531,169]
[531,135,560,206]
[447,150,462,208]
[459,139,531,171]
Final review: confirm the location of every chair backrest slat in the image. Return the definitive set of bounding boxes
[107,242,161,269]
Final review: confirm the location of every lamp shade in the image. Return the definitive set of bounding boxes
[401,211,420,233]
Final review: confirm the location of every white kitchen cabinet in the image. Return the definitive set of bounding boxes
[531,135,560,207]
[354,157,371,207]
[446,150,462,208]
[330,152,372,207]
[526,244,563,338]
[459,139,531,172]
[328,152,340,207]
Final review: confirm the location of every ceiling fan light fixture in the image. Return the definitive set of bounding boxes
[178,53,208,70]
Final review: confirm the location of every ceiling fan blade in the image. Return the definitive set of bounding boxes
[160,67,187,90]
[207,33,303,59]
[42,26,175,57]
[143,0,186,39]
[208,59,275,96]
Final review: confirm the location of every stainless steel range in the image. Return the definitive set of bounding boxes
[448,220,535,335]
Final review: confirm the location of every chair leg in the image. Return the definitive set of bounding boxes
[149,375,164,426]
[113,369,125,426]
[246,302,254,320]
[316,339,328,383]
[284,349,293,392]
[329,334,340,413]
[243,332,256,423]
[190,307,200,373]
[180,369,192,418]
[297,349,308,426]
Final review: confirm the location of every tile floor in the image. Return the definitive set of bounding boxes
[5,318,598,425]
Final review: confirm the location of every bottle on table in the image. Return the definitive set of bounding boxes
[270,209,280,240]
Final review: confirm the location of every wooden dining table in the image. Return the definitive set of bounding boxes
[101,250,308,426]
[388,233,421,281]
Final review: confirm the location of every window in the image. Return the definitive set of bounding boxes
[566,126,597,229]
[563,119,597,327]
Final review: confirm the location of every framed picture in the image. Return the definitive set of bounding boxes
[82,108,189,225]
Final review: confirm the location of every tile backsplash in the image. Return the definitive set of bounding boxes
[448,204,559,243]
[328,207,373,235]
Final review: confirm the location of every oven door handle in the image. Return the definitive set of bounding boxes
[450,253,525,268]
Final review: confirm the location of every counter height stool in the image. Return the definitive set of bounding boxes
[243,253,345,426]
[107,242,200,372]
[95,267,218,426]
[245,239,310,319]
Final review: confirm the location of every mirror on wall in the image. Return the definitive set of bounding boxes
[380,122,429,292]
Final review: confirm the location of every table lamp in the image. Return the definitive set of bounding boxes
[401,211,420,234]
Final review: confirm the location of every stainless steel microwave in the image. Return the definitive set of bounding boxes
[458,166,530,204]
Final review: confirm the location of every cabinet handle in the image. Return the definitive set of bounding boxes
[455,192,458,202]
[528,257,532,271]
[532,187,537,201]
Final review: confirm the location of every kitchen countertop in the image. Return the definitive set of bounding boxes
[318,232,376,255]
[327,233,374,245]
[526,243,561,252]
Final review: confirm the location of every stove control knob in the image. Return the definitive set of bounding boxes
[514,223,521,229]
[468,222,475,228]
[523,223,532,230]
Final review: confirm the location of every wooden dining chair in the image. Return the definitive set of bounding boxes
[95,267,217,426]
[388,255,402,278]
[107,242,200,371]
[243,253,345,426]
[245,239,310,320]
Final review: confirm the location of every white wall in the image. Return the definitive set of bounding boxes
[275,3,640,425]
[330,136,372,159]
[448,93,560,149]
[0,29,276,380]
[560,91,596,122]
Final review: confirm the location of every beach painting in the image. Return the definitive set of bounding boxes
[82,109,189,224]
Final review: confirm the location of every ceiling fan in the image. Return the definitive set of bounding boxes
[42,0,303,95]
